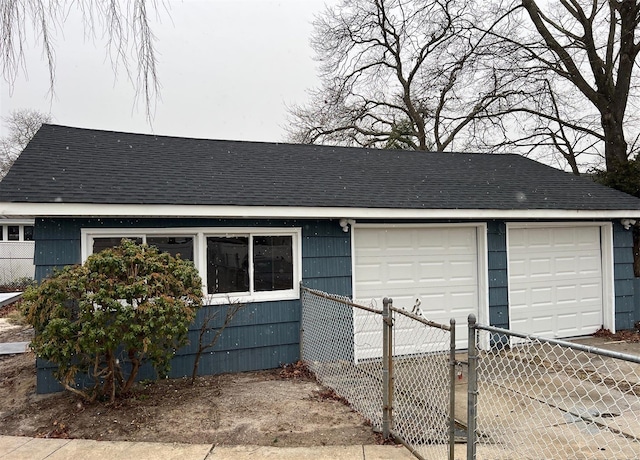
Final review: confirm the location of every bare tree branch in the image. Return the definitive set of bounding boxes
[286,0,512,152]
[0,108,51,178]
[0,1,164,120]
[512,0,640,171]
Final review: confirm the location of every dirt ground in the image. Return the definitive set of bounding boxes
[0,314,379,446]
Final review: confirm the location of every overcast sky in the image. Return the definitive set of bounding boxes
[0,0,333,142]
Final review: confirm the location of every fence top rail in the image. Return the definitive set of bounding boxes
[391,305,452,331]
[473,320,640,364]
[300,286,383,315]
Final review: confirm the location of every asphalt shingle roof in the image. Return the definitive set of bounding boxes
[0,124,639,211]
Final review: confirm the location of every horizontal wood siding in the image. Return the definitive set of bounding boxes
[634,278,640,325]
[487,221,509,329]
[33,218,83,281]
[301,220,352,295]
[613,222,636,330]
[33,218,350,393]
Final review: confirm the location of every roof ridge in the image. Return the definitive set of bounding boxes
[38,124,519,157]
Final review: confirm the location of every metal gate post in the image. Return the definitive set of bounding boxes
[449,318,456,460]
[467,314,478,460]
[382,297,394,439]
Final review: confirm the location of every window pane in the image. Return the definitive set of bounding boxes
[8,226,19,241]
[147,236,194,261]
[253,236,293,291]
[93,237,143,254]
[207,237,249,294]
[23,226,34,241]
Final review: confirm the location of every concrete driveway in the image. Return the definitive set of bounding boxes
[451,336,640,459]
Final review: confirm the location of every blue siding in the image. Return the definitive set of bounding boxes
[613,222,636,330]
[33,218,350,393]
[301,220,352,296]
[487,221,509,329]
[634,278,640,325]
[33,218,83,282]
[32,216,638,394]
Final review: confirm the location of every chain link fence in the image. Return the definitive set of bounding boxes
[300,286,455,460]
[390,306,456,460]
[301,287,386,429]
[301,288,640,459]
[0,241,35,290]
[468,317,640,459]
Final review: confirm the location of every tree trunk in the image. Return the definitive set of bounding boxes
[122,350,141,394]
[601,109,629,173]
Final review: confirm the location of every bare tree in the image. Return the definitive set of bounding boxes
[289,0,640,177]
[0,1,163,117]
[286,0,519,152]
[485,0,640,174]
[0,109,51,178]
[191,300,246,384]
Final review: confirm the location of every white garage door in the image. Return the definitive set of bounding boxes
[508,226,604,339]
[353,225,480,359]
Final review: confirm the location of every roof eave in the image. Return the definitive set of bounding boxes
[0,202,639,220]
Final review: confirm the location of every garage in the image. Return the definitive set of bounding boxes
[508,224,613,339]
[352,224,486,359]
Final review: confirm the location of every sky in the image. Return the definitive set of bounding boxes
[0,0,333,142]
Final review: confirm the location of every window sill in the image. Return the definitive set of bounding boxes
[203,289,300,306]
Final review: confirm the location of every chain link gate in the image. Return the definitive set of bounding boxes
[300,287,640,459]
[467,315,640,460]
[300,286,457,460]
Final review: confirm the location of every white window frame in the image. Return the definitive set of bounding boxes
[81,227,302,305]
[0,220,35,242]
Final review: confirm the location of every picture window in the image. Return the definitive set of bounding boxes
[83,228,300,303]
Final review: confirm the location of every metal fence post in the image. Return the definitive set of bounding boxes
[449,318,456,460]
[382,297,393,439]
[467,314,478,460]
[299,283,305,362]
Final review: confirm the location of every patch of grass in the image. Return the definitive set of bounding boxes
[6,308,28,326]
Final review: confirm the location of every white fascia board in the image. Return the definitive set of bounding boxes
[0,217,35,225]
[0,202,639,220]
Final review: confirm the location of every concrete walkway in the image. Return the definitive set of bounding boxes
[0,436,415,460]
[0,293,22,308]
[0,342,29,355]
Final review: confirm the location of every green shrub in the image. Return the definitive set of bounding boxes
[592,158,640,198]
[22,239,203,402]
[6,307,28,325]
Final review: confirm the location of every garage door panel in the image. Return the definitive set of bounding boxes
[417,226,475,246]
[354,262,383,280]
[354,226,479,357]
[508,226,603,339]
[529,258,554,277]
[508,260,526,278]
[449,290,477,303]
[555,256,578,273]
[578,257,601,274]
[579,310,602,327]
[529,286,552,306]
[386,263,415,282]
[356,231,384,250]
[556,285,577,303]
